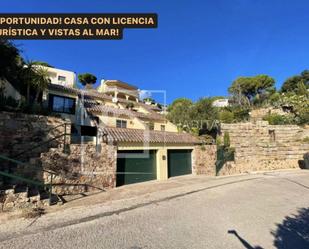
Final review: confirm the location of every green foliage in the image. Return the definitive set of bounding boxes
[143,97,155,104]
[78,73,97,88]
[296,81,308,96]
[268,92,281,105]
[302,137,309,143]
[219,110,234,123]
[281,70,309,93]
[297,108,309,125]
[218,106,250,123]
[125,102,135,109]
[272,93,309,125]
[192,97,218,121]
[191,97,219,134]
[223,132,230,147]
[232,106,251,121]
[191,127,199,136]
[167,97,219,135]
[263,113,294,125]
[167,98,193,132]
[228,74,275,104]
[0,39,22,80]
[216,136,222,146]
[32,61,54,68]
[216,145,235,175]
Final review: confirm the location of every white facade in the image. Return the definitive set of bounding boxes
[212,98,230,107]
[43,66,76,88]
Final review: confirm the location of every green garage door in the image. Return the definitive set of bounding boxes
[117,150,157,186]
[168,150,192,177]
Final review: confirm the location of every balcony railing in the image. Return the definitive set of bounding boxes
[104,86,139,98]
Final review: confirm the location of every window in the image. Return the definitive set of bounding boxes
[146,122,154,130]
[161,125,165,131]
[116,119,127,128]
[58,75,66,82]
[49,94,75,114]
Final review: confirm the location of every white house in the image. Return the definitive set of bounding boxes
[42,66,77,87]
[212,98,230,108]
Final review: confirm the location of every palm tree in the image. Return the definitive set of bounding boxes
[21,60,37,103]
[20,61,51,104]
[32,67,50,103]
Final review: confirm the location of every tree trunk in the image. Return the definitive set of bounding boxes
[34,90,40,104]
[26,85,30,103]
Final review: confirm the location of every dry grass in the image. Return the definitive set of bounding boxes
[21,208,45,219]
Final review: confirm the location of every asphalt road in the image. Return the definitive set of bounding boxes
[1,170,309,249]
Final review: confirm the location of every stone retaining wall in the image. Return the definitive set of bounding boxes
[250,107,287,121]
[219,121,309,175]
[192,145,217,176]
[41,143,117,195]
[0,111,68,162]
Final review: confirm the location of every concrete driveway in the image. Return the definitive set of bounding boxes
[0,170,309,249]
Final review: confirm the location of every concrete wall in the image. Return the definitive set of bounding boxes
[218,121,309,175]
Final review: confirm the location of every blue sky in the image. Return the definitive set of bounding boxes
[1,0,309,103]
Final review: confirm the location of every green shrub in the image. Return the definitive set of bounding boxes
[263,113,293,125]
[126,102,134,109]
[216,136,222,146]
[233,107,250,122]
[223,132,230,147]
[216,145,235,175]
[191,127,199,136]
[296,108,309,125]
[219,110,234,123]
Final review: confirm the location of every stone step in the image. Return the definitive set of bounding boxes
[0,184,60,212]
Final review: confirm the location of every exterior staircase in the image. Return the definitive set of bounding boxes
[0,185,60,212]
[0,122,70,212]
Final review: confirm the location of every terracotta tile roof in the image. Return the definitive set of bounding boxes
[140,102,161,111]
[87,105,136,118]
[100,127,201,144]
[47,83,165,121]
[47,84,112,100]
[47,84,79,95]
[87,105,165,121]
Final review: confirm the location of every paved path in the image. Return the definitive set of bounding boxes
[0,170,309,249]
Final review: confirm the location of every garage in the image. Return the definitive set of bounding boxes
[168,150,192,177]
[116,150,157,186]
